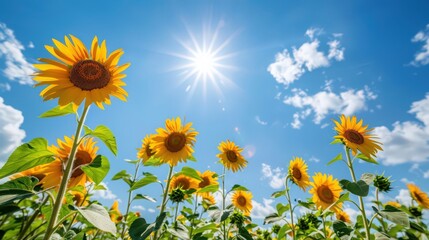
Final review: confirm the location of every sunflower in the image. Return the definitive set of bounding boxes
[232,190,253,215]
[336,210,351,223]
[288,157,311,191]
[13,158,62,189]
[33,35,129,109]
[408,184,429,209]
[201,193,216,205]
[68,190,89,206]
[151,117,198,166]
[385,201,401,208]
[109,200,122,224]
[197,170,218,189]
[169,174,198,192]
[137,134,155,164]
[309,173,343,213]
[333,115,382,159]
[217,140,247,172]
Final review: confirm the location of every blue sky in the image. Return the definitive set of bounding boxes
[1,1,429,221]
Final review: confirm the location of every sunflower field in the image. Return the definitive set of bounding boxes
[0,35,428,240]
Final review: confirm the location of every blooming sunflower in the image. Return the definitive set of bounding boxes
[34,35,129,109]
[217,140,247,172]
[232,190,253,215]
[169,174,198,192]
[333,115,382,159]
[408,184,429,209]
[197,170,218,189]
[68,190,89,206]
[309,173,343,213]
[336,210,351,223]
[109,200,122,224]
[288,157,311,191]
[151,117,198,166]
[201,193,216,205]
[137,134,155,164]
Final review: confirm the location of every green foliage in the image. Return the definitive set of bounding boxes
[39,103,76,118]
[81,155,110,185]
[340,179,369,197]
[76,204,117,235]
[84,125,118,156]
[327,153,343,165]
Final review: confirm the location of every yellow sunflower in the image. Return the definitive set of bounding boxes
[109,200,122,224]
[34,35,129,109]
[67,190,89,207]
[333,115,382,159]
[217,140,247,172]
[336,210,351,223]
[385,201,401,208]
[309,173,343,213]
[151,117,198,166]
[169,174,198,192]
[137,134,155,164]
[201,193,216,205]
[288,157,311,191]
[408,184,429,209]
[232,190,253,215]
[197,170,218,189]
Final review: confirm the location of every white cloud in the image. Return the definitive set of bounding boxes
[424,170,429,178]
[267,50,304,86]
[291,113,302,129]
[293,40,329,71]
[28,41,34,49]
[395,189,412,206]
[0,23,35,85]
[400,178,414,184]
[91,182,118,200]
[374,93,429,165]
[309,156,320,163]
[132,205,146,211]
[255,116,268,125]
[305,28,323,40]
[328,40,345,61]
[343,204,360,222]
[0,97,25,162]
[411,24,429,66]
[148,208,155,213]
[261,163,285,189]
[0,83,11,91]
[251,198,276,219]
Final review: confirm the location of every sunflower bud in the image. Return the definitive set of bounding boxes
[272,224,281,234]
[169,188,186,203]
[409,207,423,218]
[297,217,310,231]
[297,213,320,231]
[230,211,246,227]
[373,175,392,193]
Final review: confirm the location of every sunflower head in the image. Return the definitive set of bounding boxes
[109,200,122,224]
[217,140,247,172]
[373,175,392,193]
[336,210,351,223]
[169,174,198,193]
[231,190,253,215]
[197,170,218,189]
[68,190,89,206]
[385,201,401,209]
[230,211,246,227]
[288,157,311,191]
[169,188,186,203]
[409,206,423,218]
[407,183,429,209]
[201,193,216,208]
[137,134,156,164]
[333,115,382,159]
[34,35,130,109]
[309,173,343,213]
[151,117,198,166]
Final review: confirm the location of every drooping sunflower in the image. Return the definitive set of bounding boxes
[197,170,218,189]
[109,200,122,224]
[13,157,62,189]
[201,193,216,205]
[217,140,247,172]
[137,134,155,164]
[333,115,382,159]
[309,173,343,213]
[169,174,198,192]
[336,210,351,223]
[68,190,89,206]
[407,184,429,209]
[151,117,198,166]
[231,190,253,215]
[34,35,129,109]
[385,201,401,208]
[288,157,311,191]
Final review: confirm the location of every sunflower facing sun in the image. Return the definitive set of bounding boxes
[333,115,382,159]
[288,157,311,191]
[217,140,247,172]
[197,170,218,189]
[169,174,198,192]
[336,210,351,223]
[408,183,429,209]
[34,35,129,109]
[151,117,198,166]
[232,190,253,215]
[137,134,156,164]
[309,173,343,213]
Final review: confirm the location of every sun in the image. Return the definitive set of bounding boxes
[192,51,216,76]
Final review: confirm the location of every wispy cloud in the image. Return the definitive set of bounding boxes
[411,24,429,66]
[261,163,285,189]
[0,97,25,163]
[251,198,276,219]
[255,115,268,125]
[91,182,118,200]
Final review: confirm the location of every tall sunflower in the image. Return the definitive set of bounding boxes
[288,157,311,191]
[217,140,247,172]
[309,173,343,213]
[333,115,382,159]
[151,117,198,166]
[197,170,218,189]
[34,35,129,109]
[169,174,198,192]
[231,190,253,215]
[407,184,429,209]
[137,134,155,164]
[336,210,351,223]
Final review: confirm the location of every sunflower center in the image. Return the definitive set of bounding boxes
[226,150,238,163]
[339,214,347,222]
[70,60,110,90]
[165,132,186,152]
[199,176,210,188]
[317,185,334,203]
[175,178,190,190]
[71,150,92,178]
[344,130,364,144]
[292,167,302,180]
[145,145,154,158]
[237,195,247,206]
[414,192,424,203]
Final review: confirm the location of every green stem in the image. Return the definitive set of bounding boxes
[322,214,327,238]
[345,146,371,240]
[153,165,174,240]
[174,202,180,229]
[43,105,90,240]
[375,188,388,233]
[284,177,296,240]
[222,166,227,240]
[19,195,50,239]
[189,194,198,239]
[121,163,141,239]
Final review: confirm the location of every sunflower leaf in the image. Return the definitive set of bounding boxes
[179,166,203,181]
[378,209,410,228]
[197,184,219,193]
[0,189,34,206]
[143,156,163,166]
[0,138,55,179]
[356,153,378,165]
[330,139,343,145]
[133,194,156,202]
[333,220,353,237]
[238,226,253,240]
[84,125,118,156]
[76,204,116,235]
[129,175,159,191]
[327,153,343,166]
[271,190,287,198]
[39,103,76,118]
[361,173,376,185]
[340,179,369,197]
[0,176,39,191]
[231,184,249,192]
[81,155,110,185]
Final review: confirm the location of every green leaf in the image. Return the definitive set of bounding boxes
[297,200,314,209]
[361,173,376,185]
[129,174,159,191]
[168,222,188,239]
[129,218,151,240]
[81,155,110,185]
[93,184,107,191]
[327,153,343,166]
[330,139,343,145]
[271,190,287,198]
[379,208,410,228]
[264,213,283,224]
[0,189,34,206]
[84,125,117,156]
[197,184,219,193]
[154,212,166,231]
[188,155,197,162]
[0,176,39,191]
[0,204,21,216]
[179,166,203,181]
[143,156,163,166]
[238,226,253,240]
[374,232,394,240]
[340,179,369,197]
[220,210,232,222]
[276,203,290,216]
[76,204,116,235]
[39,104,76,118]
[333,220,352,237]
[322,193,350,215]
[277,224,288,240]
[231,184,249,192]
[133,194,156,203]
[0,138,55,179]
[192,223,217,235]
[356,153,378,165]
[111,170,131,180]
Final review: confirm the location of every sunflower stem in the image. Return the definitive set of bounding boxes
[19,195,50,239]
[284,177,296,240]
[344,146,371,240]
[189,194,199,239]
[222,166,228,240]
[153,165,174,240]
[121,162,141,239]
[375,188,388,233]
[43,105,90,240]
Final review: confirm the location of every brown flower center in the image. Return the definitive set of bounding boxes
[70,60,110,90]
[73,193,84,206]
[165,132,186,152]
[175,178,190,190]
[145,145,154,158]
[226,150,238,163]
[414,192,424,203]
[339,214,348,222]
[317,185,334,203]
[71,150,93,178]
[199,176,210,188]
[344,129,364,144]
[237,195,247,206]
[292,167,302,180]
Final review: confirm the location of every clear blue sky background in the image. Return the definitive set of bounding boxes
[1,1,429,222]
